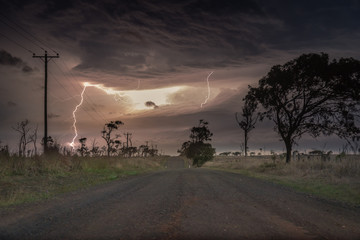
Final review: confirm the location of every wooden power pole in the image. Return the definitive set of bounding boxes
[33,51,59,154]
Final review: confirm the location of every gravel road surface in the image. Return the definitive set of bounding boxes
[1,157,359,239]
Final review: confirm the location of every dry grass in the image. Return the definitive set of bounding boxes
[205,155,360,179]
[0,154,166,207]
[204,155,360,205]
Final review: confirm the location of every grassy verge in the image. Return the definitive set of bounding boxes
[0,155,167,208]
[204,156,360,206]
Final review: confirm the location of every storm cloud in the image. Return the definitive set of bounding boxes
[1,0,360,154]
[0,50,34,73]
[145,101,159,109]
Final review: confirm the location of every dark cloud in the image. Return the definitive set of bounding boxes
[9,0,275,80]
[1,0,360,154]
[184,0,264,16]
[0,50,34,72]
[48,113,60,119]
[7,101,17,107]
[5,0,358,85]
[37,0,74,18]
[0,50,22,66]
[145,101,159,109]
[22,66,33,72]
[259,1,360,50]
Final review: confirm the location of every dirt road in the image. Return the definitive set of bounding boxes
[1,157,359,239]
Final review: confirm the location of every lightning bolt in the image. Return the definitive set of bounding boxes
[70,83,87,149]
[85,82,128,102]
[69,82,131,149]
[69,81,183,148]
[201,71,213,108]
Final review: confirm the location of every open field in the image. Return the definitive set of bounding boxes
[2,153,359,209]
[0,155,167,207]
[204,155,360,206]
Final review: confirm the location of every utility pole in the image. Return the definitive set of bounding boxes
[33,51,59,154]
[123,132,132,158]
[124,132,132,148]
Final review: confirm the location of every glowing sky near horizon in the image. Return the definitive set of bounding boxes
[83,82,186,111]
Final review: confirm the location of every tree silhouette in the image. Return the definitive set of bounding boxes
[139,144,149,157]
[179,119,215,167]
[77,137,89,157]
[189,119,213,143]
[235,96,258,157]
[12,119,33,157]
[29,124,38,156]
[101,120,124,157]
[0,141,10,158]
[123,146,137,157]
[247,53,360,163]
[90,138,101,157]
[41,136,60,154]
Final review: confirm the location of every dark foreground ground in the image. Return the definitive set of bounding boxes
[1,157,359,240]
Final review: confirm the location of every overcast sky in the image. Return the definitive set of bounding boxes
[1,0,360,155]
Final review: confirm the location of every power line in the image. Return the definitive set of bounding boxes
[58,59,93,94]
[38,54,108,131]
[0,18,46,52]
[57,60,109,122]
[52,61,106,121]
[47,70,78,101]
[46,66,104,125]
[0,13,108,147]
[53,60,85,94]
[0,12,59,54]
[0,31,34,54]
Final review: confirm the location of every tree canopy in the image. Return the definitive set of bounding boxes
[179,119,215,167]
[247,53,360,162]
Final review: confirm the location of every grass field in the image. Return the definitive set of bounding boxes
[2,153,359,208]
[204,155,360,206]
[0,154,167,208]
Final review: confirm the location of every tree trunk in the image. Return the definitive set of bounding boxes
[107,146,111,157]
[244,130,248,157]
[19,136,24,157]
[285,139,292,163]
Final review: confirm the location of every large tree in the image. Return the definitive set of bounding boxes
[178,119,215,167]
[247,53,360,163]
[101,120,124,157]
[235,96,258,157]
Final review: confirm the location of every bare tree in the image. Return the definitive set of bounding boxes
[90,138,101,157]
[29,124,38,156]
[235,97,258,157]
[12,119,33,157]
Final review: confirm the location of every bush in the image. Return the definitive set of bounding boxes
[191,142,216,167]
